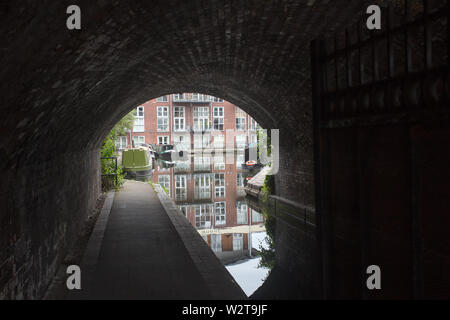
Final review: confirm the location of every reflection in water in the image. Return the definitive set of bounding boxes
[153,152,270,296]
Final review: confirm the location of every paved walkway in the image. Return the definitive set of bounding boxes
[68,180,246,300]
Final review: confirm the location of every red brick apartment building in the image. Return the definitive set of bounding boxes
[152,152,265,263]
[116,93,259,151]
[116,93,265,263]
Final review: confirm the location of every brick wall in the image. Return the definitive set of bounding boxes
[0,0,378,298]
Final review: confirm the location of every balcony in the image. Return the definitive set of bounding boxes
[173,93,215,103]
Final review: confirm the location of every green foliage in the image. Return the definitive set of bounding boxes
[257,173,277,271]
[161,185,169,195]
[256,128,272,161]
[261,173,275,203]
[258,210,276,270]
[100,111,135,191]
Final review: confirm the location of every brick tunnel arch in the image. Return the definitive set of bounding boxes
[1,0,403,299]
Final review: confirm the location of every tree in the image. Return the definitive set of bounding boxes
[100,111,135,190]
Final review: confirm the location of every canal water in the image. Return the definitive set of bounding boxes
[150,152,271,296]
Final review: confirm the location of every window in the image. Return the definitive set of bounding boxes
[194,156,210,171]
[249,117,257,131]
[132,136,145,146]
[235,107,246,131]
[233,233,243,251]
[194,174,211,199]
[194,133,210,149]
[236,135,247,149]
[213,107,224,130]
[175,175,187,201]
[214,173,225,198]
[157,106,169,132]
[156,95,168,102]
[174,106,185,131]
[214,202,226,226]
[236,201,248,224]
[236,118,246,131]
[214,154,225,170]
[133,106,145,132]
[236,173,244,187]
[174,134,190,151]
[214,135,224,149]
[173,93,184,101]
[158,175,170,194]
[194,204,212,228]
[236,153,245,168]
[158,136,169,145]
[211,234,222,252]
[116,136,127,150]
[193,107,209,131]
[252,209,264,223]
[175,160,191,172]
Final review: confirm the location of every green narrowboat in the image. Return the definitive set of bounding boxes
[122,147,153,179]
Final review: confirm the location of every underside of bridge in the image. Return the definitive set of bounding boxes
[1,0,449,299]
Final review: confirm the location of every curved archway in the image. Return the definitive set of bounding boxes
[2,0,419,299]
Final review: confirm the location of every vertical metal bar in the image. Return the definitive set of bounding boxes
[358,19,363,86]
[357,127,369,299]
[386,5,394,113]
[424,0,433,70]
[346,28,351,88]
[387,6,394,78]
[448,0,450,67]
[405,0,412,74]
[335,35,339,91]
[410,128,424,299]
[311,39,330,299]
[372,23,379,82]
[115,157,118,186]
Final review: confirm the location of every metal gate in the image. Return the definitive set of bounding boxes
[311,0,449,299]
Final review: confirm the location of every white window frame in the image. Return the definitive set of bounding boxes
[193,107,210,131]
[175,175,187,201]
[133,106,145,132]
[213,107,224,131]
[194,133,210,149]
[214,154,225,170]
[194,204,212,228]
[194,156,210,171]
[174,106,185,131]
[211,234,222,252]
[158,136,169,145]
[194,174,211,200]
[132,136,145,146]
[156,95,168,102]
[214,135,224,149]
[214,201,226,226]
[116,136,127,150]
[157,106,169,132]
[236,201,248,224]
[252,209,264,223]
[236,153,245,168]
[158,175,170,194]
[214,173,225,198]
[233,233,244,251]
